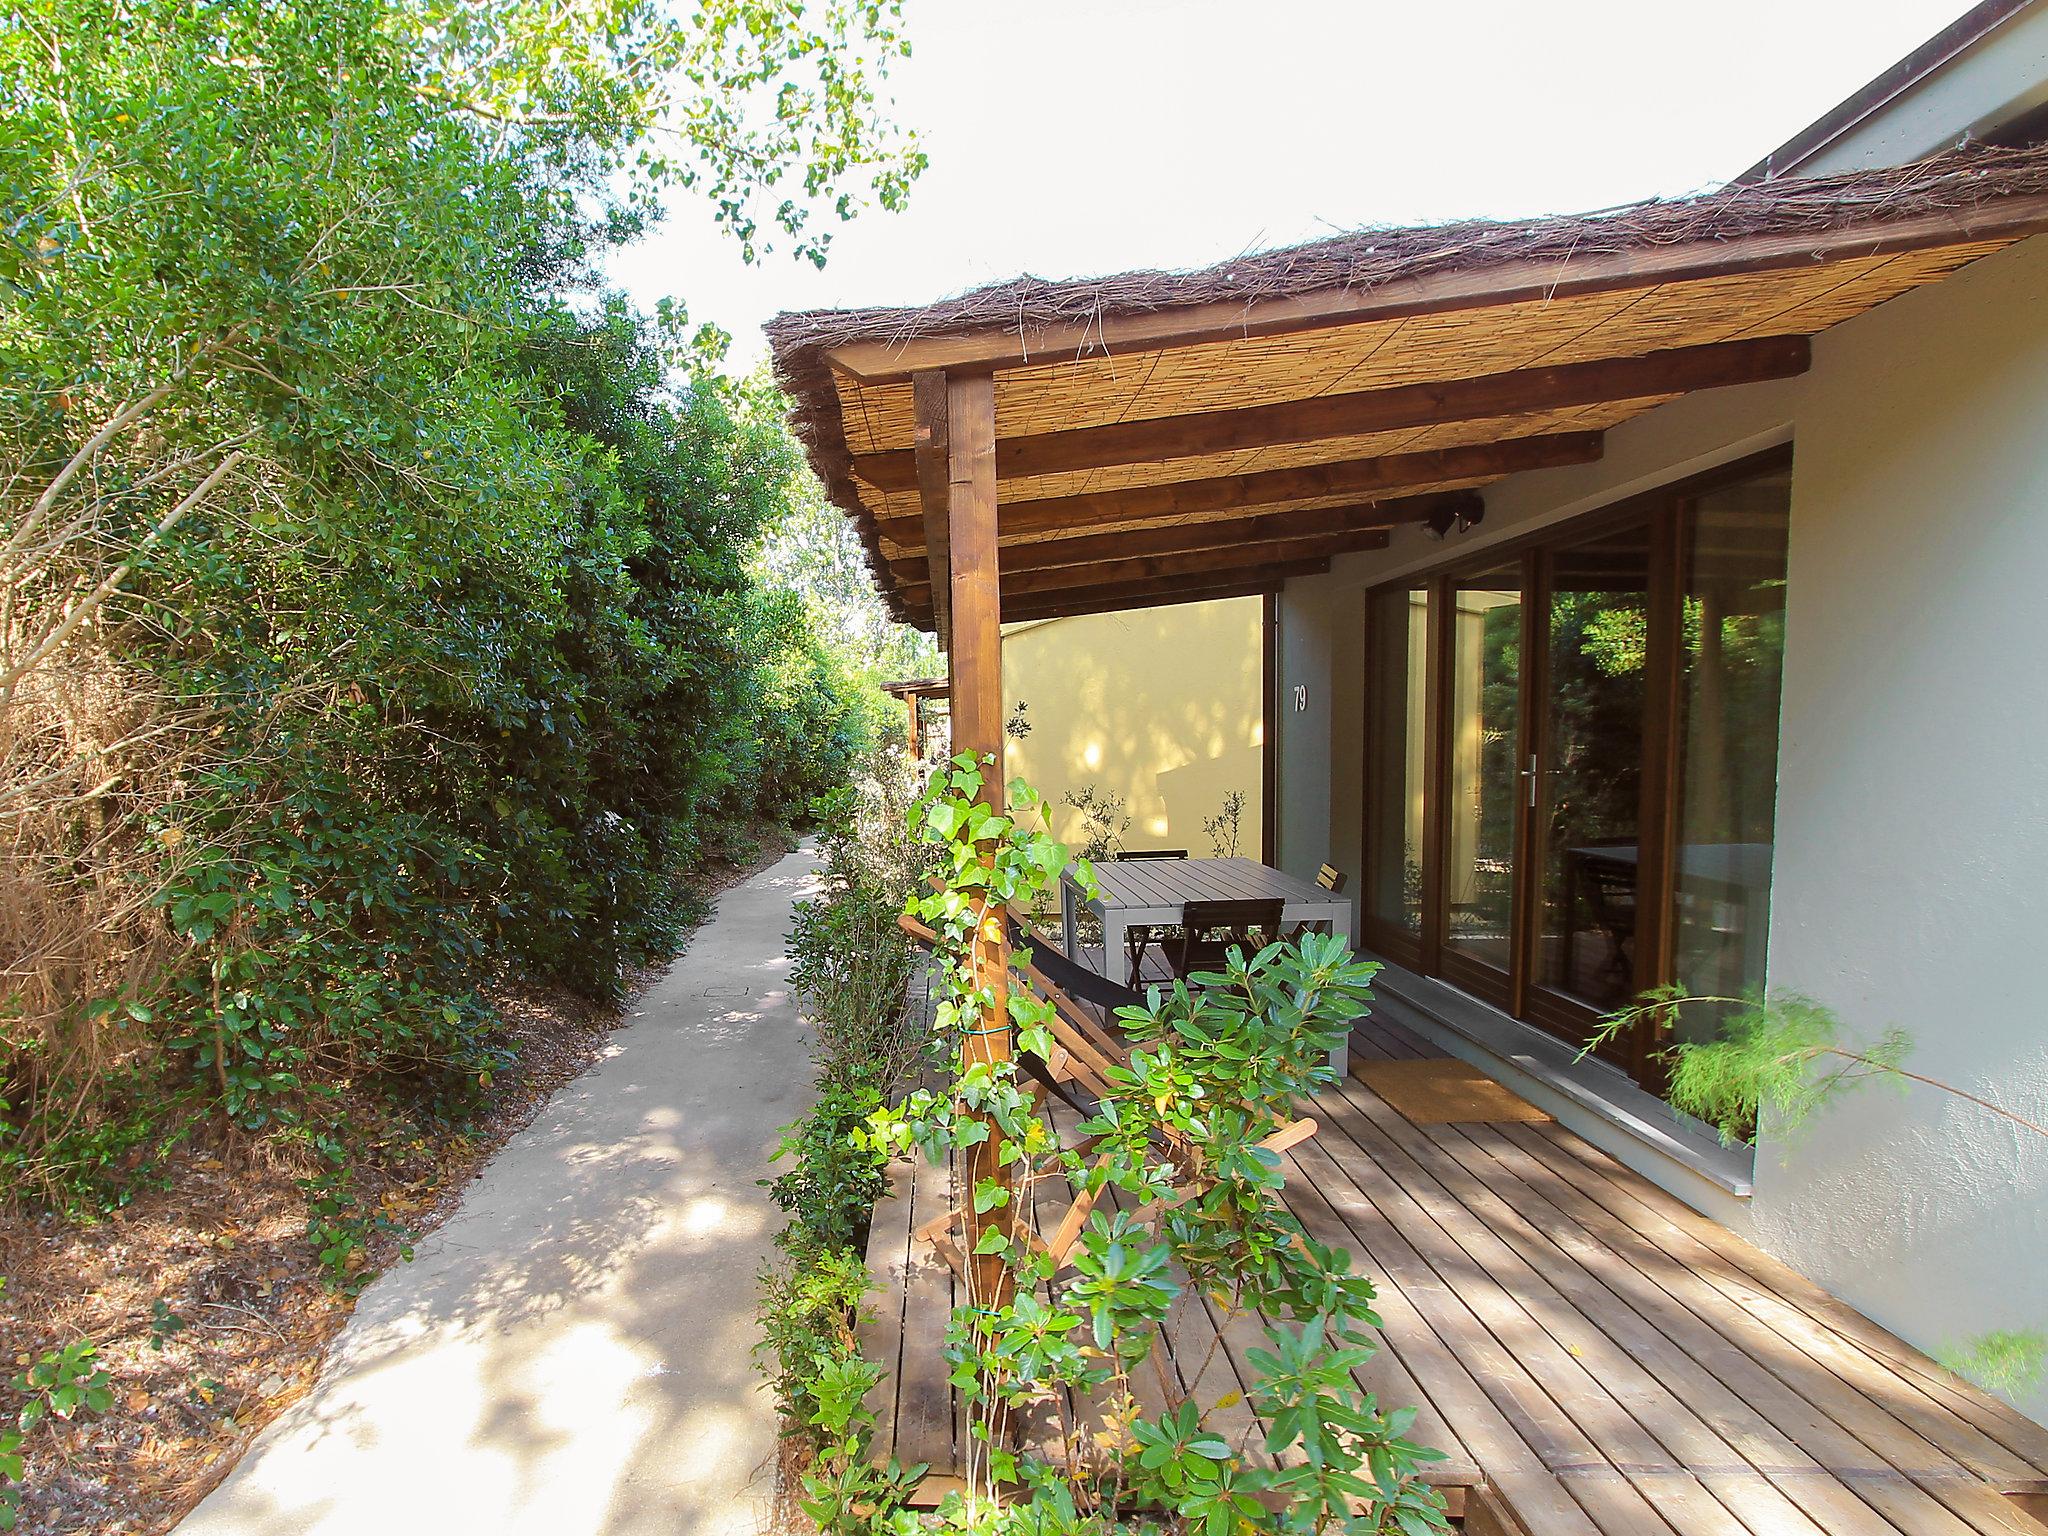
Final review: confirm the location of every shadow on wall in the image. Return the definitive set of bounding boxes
[176,858,826,1536]
[1002,597,1264,852]
[1157,748,1262,854]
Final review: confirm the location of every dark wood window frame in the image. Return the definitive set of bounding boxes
[1261,592,1278,865]
[1358,443,1793,1089]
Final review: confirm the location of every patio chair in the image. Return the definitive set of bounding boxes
[1115,849,1187,981]
[1284,863,1349,943]
[893,908,1316,1277]
[1581,857,1638,981]
[1164,898,1286,980]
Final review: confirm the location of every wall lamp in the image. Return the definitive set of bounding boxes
[1424,498,1486,540]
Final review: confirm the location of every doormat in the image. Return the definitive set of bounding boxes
[1355,1058,1551,1124]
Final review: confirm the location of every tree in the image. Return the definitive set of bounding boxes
[0,0,919,1201]
[751,448,943,682]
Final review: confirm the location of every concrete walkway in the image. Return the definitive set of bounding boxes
[179,845,824,1536]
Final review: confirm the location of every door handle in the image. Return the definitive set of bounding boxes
[1522,754,1539,808]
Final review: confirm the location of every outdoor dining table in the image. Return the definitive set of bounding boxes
[1058,855,1355,1071]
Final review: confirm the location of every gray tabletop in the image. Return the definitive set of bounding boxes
[1058,855,1354,1073]
[1075,855,1347,916]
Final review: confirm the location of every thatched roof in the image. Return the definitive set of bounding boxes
[768,144,2048,629]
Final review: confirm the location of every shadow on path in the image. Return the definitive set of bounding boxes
[175,848,825,1536]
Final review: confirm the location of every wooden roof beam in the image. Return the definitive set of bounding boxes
[897,545,1346,608]
[998,570,1317,624]
[883,492,1468,582]
[822,194,2048,383]
[875,431,1598,548]
[910,370,952,647]
[1005,549,1332,598]
[852,336,1808,491]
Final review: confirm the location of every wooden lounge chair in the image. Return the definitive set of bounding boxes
[1162,897,1285,980]
[894,908,1316,1277]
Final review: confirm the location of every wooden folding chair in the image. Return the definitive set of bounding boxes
[894,910,1316,1277]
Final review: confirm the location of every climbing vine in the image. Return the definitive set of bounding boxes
[795,755,1448,1535]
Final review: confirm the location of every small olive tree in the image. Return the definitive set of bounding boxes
[799,757,1448,1536]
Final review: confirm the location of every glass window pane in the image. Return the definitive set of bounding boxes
[1537,523,1651,1015]
[1672,469,1790,1039]
[1365,586,1428,938]
[1444,565,1522,973]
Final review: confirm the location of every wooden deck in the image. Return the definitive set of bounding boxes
[861,1012,2048,1535]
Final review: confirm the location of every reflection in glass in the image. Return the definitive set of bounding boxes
[1444,567,1521,973]
[1672,470,1790,1041]
[1365,587,1429,939]
[1537,524,1650,1014]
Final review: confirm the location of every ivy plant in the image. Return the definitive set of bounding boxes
[825,757,1449,1535]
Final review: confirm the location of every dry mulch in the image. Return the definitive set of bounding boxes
[0,822,797,1536]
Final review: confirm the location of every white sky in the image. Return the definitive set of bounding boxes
[607,0,1978,372]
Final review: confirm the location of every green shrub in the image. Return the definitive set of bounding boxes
[0,0,893,1235]
[788,750,938,1097]
[756,1245,877,1424]
[766,1081,890,1259]
[755,749,938,1453]
[833,759,1450,1535]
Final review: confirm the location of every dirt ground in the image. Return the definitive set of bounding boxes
[0,822,796,1536]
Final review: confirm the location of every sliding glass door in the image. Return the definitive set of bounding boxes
[1439,563,1525,1005]
[1362,585,1429,962]
[1669,468,1790,1044]
[1531,522,1652,1042]
[1358,449,1793,1096]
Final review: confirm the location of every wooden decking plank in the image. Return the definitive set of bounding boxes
[1335,1071,1987,1536]
[1470,1123,2037,1536]
[1275,1160,1487,1490]
[864,1014,2040,1536]
[1323,1073,1906,1536]
[1449,1122,2039,1536]
[1521,1119,2048,1477]
[1504,1121,2048,1486]
[894,1148,961,1481]
[1284,1133,1661,1536]
[860,1158,919,1468]
[1298,1100,1772,1536]
[1179,1287,1283,1470]
[1345,1023,1412,1064]
[1358,1014,1443,1059]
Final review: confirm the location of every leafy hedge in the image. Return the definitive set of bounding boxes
[758,751,938,1424]
[0,0,910,1226]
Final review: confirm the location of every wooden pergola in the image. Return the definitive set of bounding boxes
[768,142,2048,1343]
[880,676,948,758]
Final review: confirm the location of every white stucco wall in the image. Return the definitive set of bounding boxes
[1276,232,2048,1421]
[1766,1,2048,177]
[1755,231,2048,1424]
[1273,581,1336,883]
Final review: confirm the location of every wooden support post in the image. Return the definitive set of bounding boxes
[905,691,922,759]
[913,371,953,649]
[942,372,1015,1339]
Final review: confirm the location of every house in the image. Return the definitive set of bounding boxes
[890,601,1273,858]
[767,1,2048,1512]
[1007,597,1274,855]
[886,598,1272,865]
